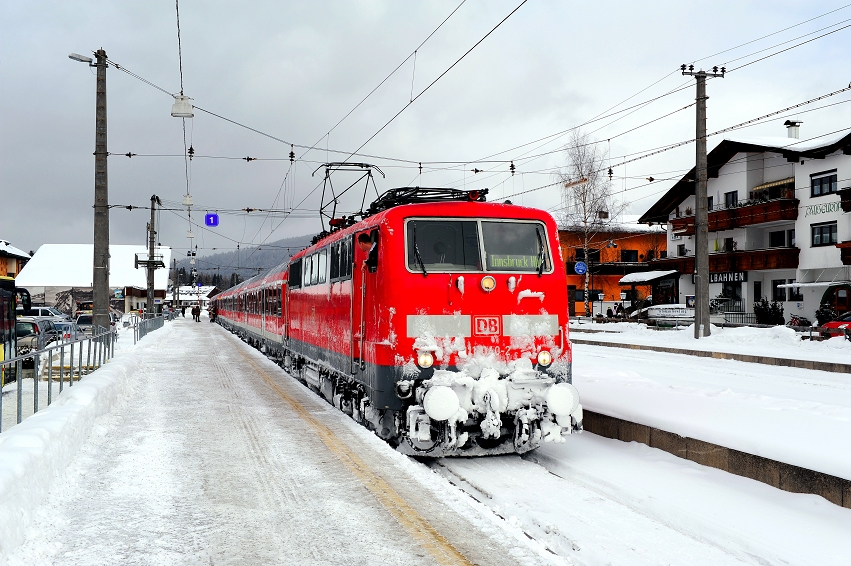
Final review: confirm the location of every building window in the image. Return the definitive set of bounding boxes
[707,196,714,211]
[788,280,803,301]
[772,279,787,302]
[575,248,600,263]
[811,222,838,247]
[723,237,736,252]
[677,244,687,257]
[620,250,638,262]
[768,229,794,248]
[811,170,838,197]
[660,250,667,259]
[725,190,739,209]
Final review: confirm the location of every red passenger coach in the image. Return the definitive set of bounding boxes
[214,188,582,456]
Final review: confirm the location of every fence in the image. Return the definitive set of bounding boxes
[134,314,166,343]
[0,326,117,433]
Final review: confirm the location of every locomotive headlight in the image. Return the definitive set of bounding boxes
[480,276,496,292]
[537,350,552,367]
[417,351,434,368]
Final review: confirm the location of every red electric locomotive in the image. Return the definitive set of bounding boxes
[214,187,582,456]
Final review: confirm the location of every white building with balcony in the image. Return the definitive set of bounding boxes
[638,122,851,323]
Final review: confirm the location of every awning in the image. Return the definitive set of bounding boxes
[750,177,794,193]
[776,281,851,288]
[619,270,679,285]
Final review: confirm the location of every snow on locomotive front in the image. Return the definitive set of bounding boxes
[372,200,582,456]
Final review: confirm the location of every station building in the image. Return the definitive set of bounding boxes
[638,122,851,323]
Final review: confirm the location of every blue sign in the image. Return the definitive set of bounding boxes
[204,213,219,227]
[197,282,202,288]
[574,261,587,275]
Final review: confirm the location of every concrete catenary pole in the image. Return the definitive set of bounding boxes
[172,258,178,308]
[92,49,110,331]
[681,64,724,338]
[146,195,158,317]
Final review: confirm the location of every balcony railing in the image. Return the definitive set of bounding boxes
[649,246,800,273]
[670,198,799,236]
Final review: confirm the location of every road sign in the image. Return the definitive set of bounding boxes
[574,261,587,275]
[205,213,219,227]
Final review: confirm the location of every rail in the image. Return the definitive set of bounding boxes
[134,314,166,343]
[1,326,117,433]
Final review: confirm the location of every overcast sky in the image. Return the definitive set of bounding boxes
[2,1,850,263]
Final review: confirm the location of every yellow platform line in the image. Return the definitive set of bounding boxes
[238,351,474,566]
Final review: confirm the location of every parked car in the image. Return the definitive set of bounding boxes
[821,311,851,337]
[15,306,71,321]
[16,316,62,352]
[75,314,94,335]
[55,321,87,342]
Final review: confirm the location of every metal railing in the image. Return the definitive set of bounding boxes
[134,315,165,343]
[1,326,117,433]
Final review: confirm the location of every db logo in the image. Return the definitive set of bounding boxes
[474,316,500,335]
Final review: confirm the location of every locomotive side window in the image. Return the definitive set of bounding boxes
[481,221,551,273]
[341,237,353,278]
[330,243,340,280]
[289,259,302,289]
[406,220,481,272]
[317,249,327,284]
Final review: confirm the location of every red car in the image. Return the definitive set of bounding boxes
[821,311,851,336]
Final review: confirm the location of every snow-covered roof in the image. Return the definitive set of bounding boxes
[619,270,678,285]
[16,244,171,289]
[174,285,219,298]
[0,240,30,260]
[723,131,850,152]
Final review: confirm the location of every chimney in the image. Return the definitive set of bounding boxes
[784,120,802,139]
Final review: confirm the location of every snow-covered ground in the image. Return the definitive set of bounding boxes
[569,321,851,364]
[3,317,850,565]
[1,319,553,566]
[572,342,851,480]
[434,435,851,566]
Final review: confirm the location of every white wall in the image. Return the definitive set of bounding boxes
[795,151,846,271]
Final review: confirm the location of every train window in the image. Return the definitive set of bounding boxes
[481,221,551,273]
[330,243,340,280]
[289,259,302,289]
[317,249,327,284]
[406,220,481,272]
[309,254,319,285]
[342,237,353,278]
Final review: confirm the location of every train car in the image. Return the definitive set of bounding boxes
[215,188,582,456]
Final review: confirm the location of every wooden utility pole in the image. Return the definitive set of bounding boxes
[681,64,724,338]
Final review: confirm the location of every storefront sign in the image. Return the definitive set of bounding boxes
[709,271,748,284]
[804,201,841,217]
[692,271,749,284]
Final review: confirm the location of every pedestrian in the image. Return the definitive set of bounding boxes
[181,305,186,318]
[606,307,614,318]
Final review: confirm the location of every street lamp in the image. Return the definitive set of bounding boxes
[69,49,111,331]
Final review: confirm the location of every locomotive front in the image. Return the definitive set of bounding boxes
[374,202,582,456]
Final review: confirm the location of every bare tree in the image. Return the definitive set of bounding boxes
[557,130,627,316]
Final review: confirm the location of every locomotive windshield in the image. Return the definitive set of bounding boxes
[406,220,481,272]
[405,219,551,273]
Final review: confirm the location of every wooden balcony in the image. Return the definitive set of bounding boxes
[837,241,851,266]
[648,247,800,274]
[670,198,799,236]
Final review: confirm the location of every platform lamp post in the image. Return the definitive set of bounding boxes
[69,50,111,331]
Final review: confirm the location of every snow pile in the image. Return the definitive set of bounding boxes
[573,345,851,480]
[0,324,172,564]
[571,322,851,364]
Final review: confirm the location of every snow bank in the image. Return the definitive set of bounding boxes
[570,322,851,364]
[0,324,172,565]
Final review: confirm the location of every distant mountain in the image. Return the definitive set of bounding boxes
[174,233,315,289]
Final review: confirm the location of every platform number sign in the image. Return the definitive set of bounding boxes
[474,316,500,335]
[574,261,587,275]
[205,213,219,227]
